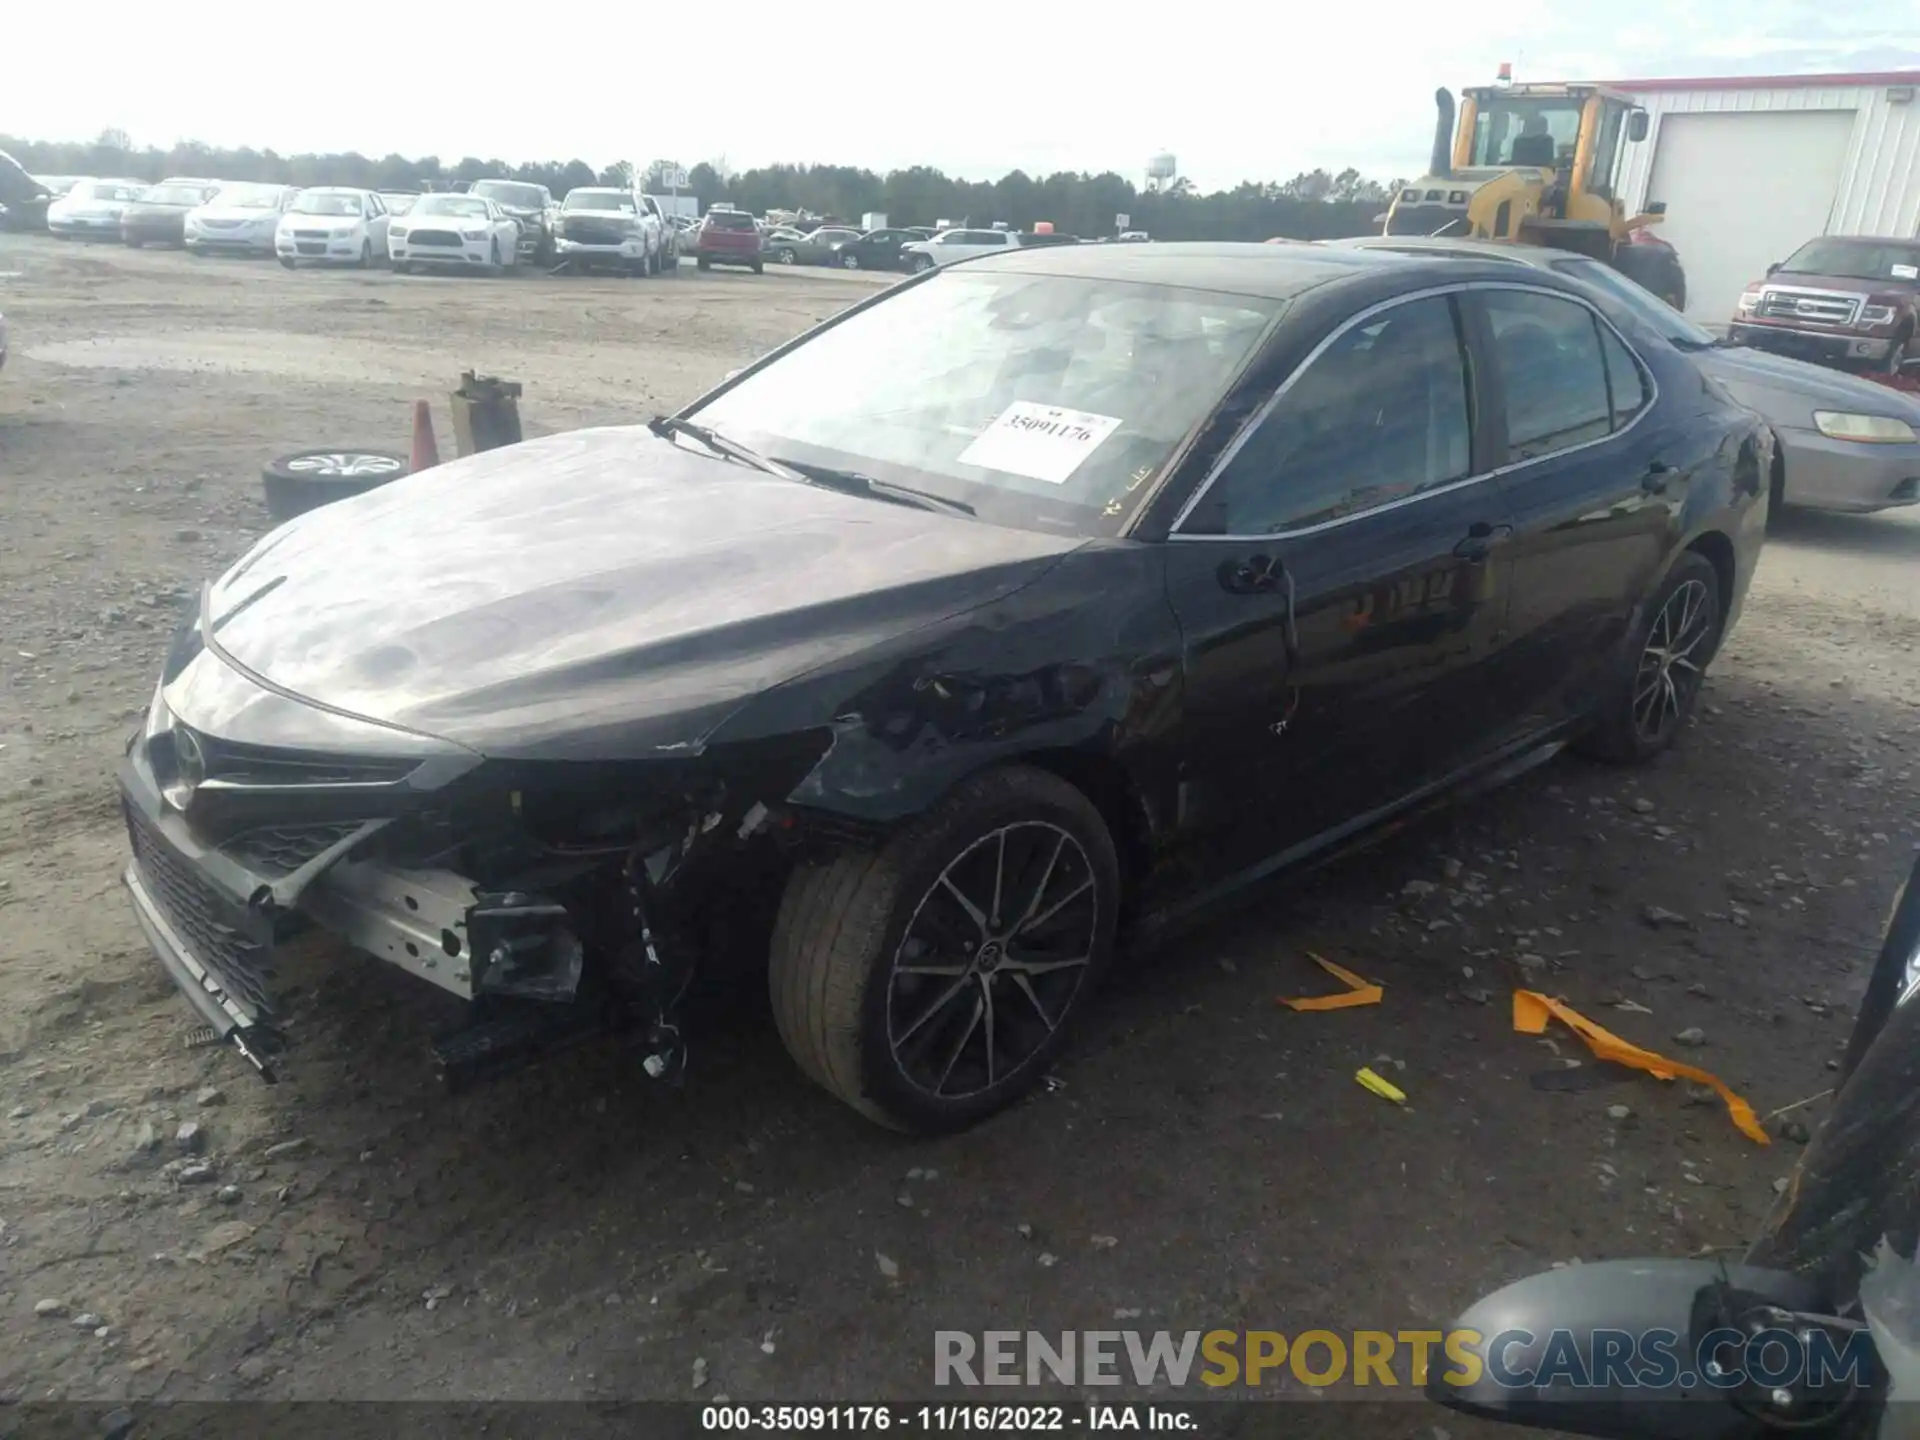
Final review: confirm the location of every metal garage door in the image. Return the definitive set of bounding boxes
[1645,110,1855,323]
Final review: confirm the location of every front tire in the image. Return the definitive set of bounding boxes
[1881,334,1911,375]
[696,254,711,271]
[841,252,860,270]
[912,254,934,273]
[277,255,295,269]
[769,765,1119,1133]
[777,247,797,265]
[391,258,410,275]
[1577,551,1723,764]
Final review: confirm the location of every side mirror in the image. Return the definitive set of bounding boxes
[1767,262,1782,276]
[1627,110,1651,142]
[1645,200,1667,216]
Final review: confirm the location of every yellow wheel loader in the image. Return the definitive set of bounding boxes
[1384,81,1688,310]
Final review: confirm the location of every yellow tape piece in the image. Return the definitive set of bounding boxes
[1513,990,1769,1146]
[1355,1067,1406,1103]
[1280,953,1384,1011]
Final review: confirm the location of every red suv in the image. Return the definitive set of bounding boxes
[696,208,763,274]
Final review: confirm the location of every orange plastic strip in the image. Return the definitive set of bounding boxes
[1513,990,1769,1145]
[1279,953,1384,1011]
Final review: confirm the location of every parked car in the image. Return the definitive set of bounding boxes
[1118,230,1151,243]
[118,243,1766,1131]
[760,225,858,266]
[184,184,298,257]
[275,188,393,269]
[826,227,925,271]
[0,308,8,374]
[0,151,53,231]
[33,175,87,199]
[47,179,148,240]
[388,193,521,274]
[378,192,421,217]
[696,207,764,273]
[900,227,1024,272]
[641,194,679,269]
[469,179,556,266]
[1334,235,1920,518]
[1732,235,1920,374]
[554,186,664,275]
[120,182,220,248]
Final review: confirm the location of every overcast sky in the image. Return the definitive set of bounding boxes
[10,1,1918,190]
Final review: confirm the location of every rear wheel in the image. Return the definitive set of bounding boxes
[912,254,934,273]
[696,254,711,271]
[841,252,860,270]
[769,765,1119,1133]
[1577,551,1723,764]
[777,247,796,265]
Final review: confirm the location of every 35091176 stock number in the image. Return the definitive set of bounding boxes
[700,1405,1069,1431]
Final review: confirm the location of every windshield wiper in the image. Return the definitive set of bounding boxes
[772,459,976,517]
[649,416,799,480]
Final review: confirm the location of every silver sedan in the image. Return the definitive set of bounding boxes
[1331,236,1920,517]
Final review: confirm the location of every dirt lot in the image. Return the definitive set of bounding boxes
[2,235,1918,1424]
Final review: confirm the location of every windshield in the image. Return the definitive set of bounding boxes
[383,194,417,214]
[80,182,142,202]
[220,188,286,210]
[1469,99,1584,168]
[140,185,210,206]
[292,192,363,216]
[473,181,546,209]
[565,190,633,212]
[1554,257,1716,349]
[414,195,490,219]
[1782,238,1920,283]
[688,270,1280,537]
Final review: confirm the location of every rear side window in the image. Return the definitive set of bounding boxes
[1598,325,1650,428]
[1485,290,1614,462]
[1186,294,1472,535]
[707,210,756,230]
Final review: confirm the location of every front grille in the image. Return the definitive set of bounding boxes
[564,219,629,245]
[126,804,276,1020]
[223,821,363,877]
[190,732,418,788]
[408,228,462,247]
[1760,289,1860,326]
[292,229,331,240]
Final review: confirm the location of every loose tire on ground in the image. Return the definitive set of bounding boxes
[261,448,411,523]
[1576,550,1723,764]
[768,764,1120,1133]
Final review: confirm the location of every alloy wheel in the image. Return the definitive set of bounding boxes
[284,452,406,478]
[886,822,1098,1100]
[1632,578,1714,746]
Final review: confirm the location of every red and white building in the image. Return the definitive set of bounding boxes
[1608,71,1920,322]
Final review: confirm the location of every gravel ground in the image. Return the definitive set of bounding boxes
[1,234,1917,1429]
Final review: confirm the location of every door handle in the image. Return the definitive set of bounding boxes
[1642,461,1674,495]
[1452,521,1513,562]
[1218,553,1282,595]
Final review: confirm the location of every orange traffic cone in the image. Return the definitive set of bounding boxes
[410,399,441,472]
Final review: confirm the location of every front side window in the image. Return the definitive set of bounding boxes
[689,270,1279,538]
[1183,295,1472,536]
[1485,290,1614,462]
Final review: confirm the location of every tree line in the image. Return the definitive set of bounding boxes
[1,131,1402,242]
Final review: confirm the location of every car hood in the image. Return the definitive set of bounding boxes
[191,203,280,224]
[203,427,1083,758]
[1767,270,1919,299]
[1697,344,1920,426]
[565,208,642,222]
[281,212,362,227]
[51,198,125,216]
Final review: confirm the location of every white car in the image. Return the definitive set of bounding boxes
[388,193,522,275]
[185,184,298,257]
[275,187,393,269]
[553,186,664,275]
[46,179,148,239]
[900,227,1023,272]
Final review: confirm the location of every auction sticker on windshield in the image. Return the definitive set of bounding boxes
[959,402,1123,484]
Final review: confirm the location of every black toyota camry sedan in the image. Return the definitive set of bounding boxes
[119,243,1769,1131]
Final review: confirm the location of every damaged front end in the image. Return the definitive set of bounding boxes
[119,610,834,1091]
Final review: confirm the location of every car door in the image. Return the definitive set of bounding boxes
[1467,283,1681,732]
[364,193,389,249]
[1161,289,1520,881]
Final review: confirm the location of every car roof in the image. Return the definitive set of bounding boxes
[962,240,1545,300]
[1325,235,1563,269]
